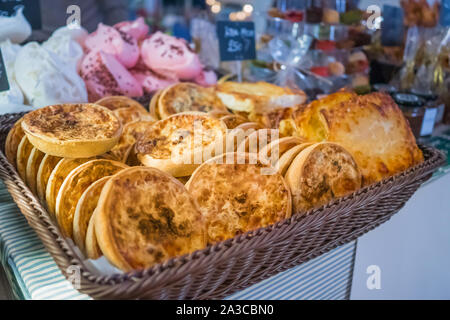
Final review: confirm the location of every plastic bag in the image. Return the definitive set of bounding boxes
[268,34,333,92]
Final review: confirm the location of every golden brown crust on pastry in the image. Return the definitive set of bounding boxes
[276,143,313,176]
[95,95,147,111]
[291,92,423,185]
[55,159,128,238]
[21,104,122,158]
[285,142,362,213]
[254,106,297,131]
[235,122,261,132]
[36,155,62,203]
[239,129,280,154]
[25,147,45,195]
[149,90,162,120]
[216,81,307,113]
[258,136,304,166]
[186,152,291,244]
[107,120,154,162]
[158,83,226,119]
[16,136,33,181]
[135,112,227,177]
[85,213,102,259]
[220,115,248,129]
[208,109,232,119]
[5,118,25,167]
[112,105,155,125]
[94,166,206,271]
[45,158,95,218]
[73,176,110,252]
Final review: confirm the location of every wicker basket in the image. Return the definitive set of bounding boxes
[0,112,446,299]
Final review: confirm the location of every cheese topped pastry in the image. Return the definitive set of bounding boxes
[285,142,362,213]
[135,112,227,177]
[94,166,206,271]
[106,120,154,162]
[21,104,122,158]
[187,152,291,244]
[158,83,227,119]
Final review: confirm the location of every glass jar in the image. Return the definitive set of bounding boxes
[410,89,444,124]
[276,0,307,11]
[275,0,306,22]
[322,0,340,24]
[394,93,426,139]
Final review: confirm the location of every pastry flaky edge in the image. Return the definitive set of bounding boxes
[21,104,122,158]
[282,91,424,186]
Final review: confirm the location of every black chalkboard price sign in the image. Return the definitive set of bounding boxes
[0,49,10,93]
[440,0,450,27]
[217,21,256,62]
[0,0,42,29]
[381,5,404,47]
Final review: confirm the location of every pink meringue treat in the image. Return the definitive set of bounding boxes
[114,17,149,42]
[194,69,218,87]
[80,50,143,101]
[84,23,139,68]
[131,69,178,94]
[140,32,203,80]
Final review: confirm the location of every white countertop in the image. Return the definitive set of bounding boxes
[351,172,450,299]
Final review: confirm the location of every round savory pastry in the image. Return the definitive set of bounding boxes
[21,104,122,158]
[238,129,279,154]
[135,112,227,177]
[285,142,362,214]
[107,120,154,162]
[220,114,248,129]
[85,213,102,259]
[95,96,147,111]
[36,155,62,203]
[224,127,251,153]
[16,136,34,181]
[46,158,95,217]
[25,147,45,195]
[73,176,110,252]
[149,89,162,120]
[158,83,227,119]
[276,143,313,176]
[94,166,207,271]
[112,105,155,125]
[55,159,128,238]
[258,136,304,167]
[5,118,25,167]
[186,152,292,244]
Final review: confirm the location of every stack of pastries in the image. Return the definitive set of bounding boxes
[4,82,423,272]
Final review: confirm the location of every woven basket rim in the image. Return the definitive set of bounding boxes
[0,112,446,288]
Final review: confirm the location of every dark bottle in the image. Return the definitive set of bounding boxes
[306,0,323,23]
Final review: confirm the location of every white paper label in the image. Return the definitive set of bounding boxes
[420,108,437,136]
